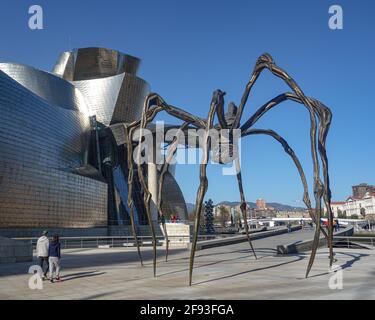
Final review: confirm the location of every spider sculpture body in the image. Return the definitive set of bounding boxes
[122,53,334,286]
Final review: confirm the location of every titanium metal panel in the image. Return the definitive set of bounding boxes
[52,51,75,81]
[112,166,138,225]
[160,172,188,220]
[0,47,187,231]
[52,47,149,125]
[0,63,88,113]
[73,73,125,126]
[110,74,149,124]
[72,68,148,125]
[0,69,107,228]
[53,47,140,81]
[73,47,140,80]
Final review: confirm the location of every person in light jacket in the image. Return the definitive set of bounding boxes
[36,231,49,280]
[48,235,61,283]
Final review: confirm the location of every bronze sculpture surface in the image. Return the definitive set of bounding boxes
[123,53,334,286]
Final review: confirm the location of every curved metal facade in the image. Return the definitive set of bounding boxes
[53,47,140,81]
[0,47,187,233]
[73,73,125,125]
[0,67,107,229]
[53,47,149,126]
[0,63,89,113]
[161,172,188,220]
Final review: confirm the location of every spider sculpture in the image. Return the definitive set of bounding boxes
[122,53,334,286]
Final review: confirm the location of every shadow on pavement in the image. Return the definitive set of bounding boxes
[61,248,187,269]
[158,247,306,280]
[193,255,306,286]
[79,290,124,300]
[305,251,369,279]
[62,271,106,282]
[0,247,187,277]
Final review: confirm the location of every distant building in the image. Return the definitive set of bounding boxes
[234,204,251,214]
[276,211,309,219]
[352,183,375,199]
[256,198,267,211]
[344,192,375,218]
[329,184,375,220]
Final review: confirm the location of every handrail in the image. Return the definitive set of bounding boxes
[333,236,375,240]
[332,235,375,248]
[13,235,213,241]
[13,234,217,250]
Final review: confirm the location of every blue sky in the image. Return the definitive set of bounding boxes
[0,0,374,206]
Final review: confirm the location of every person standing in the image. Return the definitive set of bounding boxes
[48,235,61,283]
[287,222,292,233]
[36,231,49,280]
[333,220,337,232]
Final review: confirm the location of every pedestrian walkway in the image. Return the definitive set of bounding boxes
[0,234,374,299]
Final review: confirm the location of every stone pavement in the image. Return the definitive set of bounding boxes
[0,231,374,300]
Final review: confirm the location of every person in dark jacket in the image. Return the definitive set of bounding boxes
[48,235,61,283]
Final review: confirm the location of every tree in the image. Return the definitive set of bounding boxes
[188,206,204,226]
[235,210,243,228]
[337,209,347,219]
[204,199,215,234]
[216,205,230,227]
[350,214,359,220]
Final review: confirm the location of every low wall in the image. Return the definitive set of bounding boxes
[188,226,302,251]
[162,223,192,245]
[0,237,33,264]
[0,227,108,238]
[277,226,354,254]
[4,224,167,238]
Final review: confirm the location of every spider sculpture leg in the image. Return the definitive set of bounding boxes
[235,57,332,269]
[135,125,158,277]
[244,128,333,275]
[121,108,166,267]
[313,99,335,266]
[240,92,333,274]
[241,93,332,236]
[232,55,326,268]
[234,156,257,259]
[243,129,328,238]
[157,122,190,262]
[122,124,143,266]
[189,90,224,286]
[134,96,169,277]
[122,107,166,267]
[139,107,171,265]
[245,57,325,239]
[132,93,206,277]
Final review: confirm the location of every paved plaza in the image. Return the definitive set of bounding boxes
[0,231,374,300]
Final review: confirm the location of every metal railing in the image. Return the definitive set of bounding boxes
[107,219,193,225]
[333,236,375,249]
[13,235,216,250]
